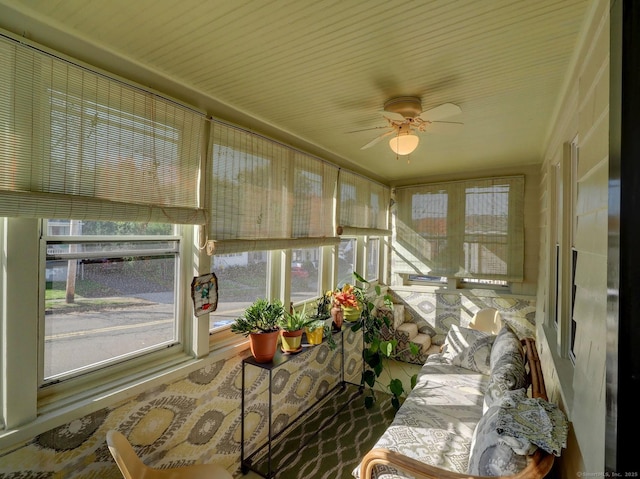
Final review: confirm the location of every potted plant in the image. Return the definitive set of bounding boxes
[304,318,326,345]
[278,303,314,353]
[331,283,361,327]
[347,272,420,410]
[231,298,284,363]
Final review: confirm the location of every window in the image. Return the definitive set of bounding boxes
[365,237,380,282]
[336,173,390,287]
[337,170,390,232]
[43,220,180,383]
[569,142,578,361]
[291,247,320,304]
[0,36,205,435]
[337,238,356,287]
[393,176,524,283]
[549,139,578,362]
[209,246,322,331]
[570,248,577,362]
[209,122,338,243]
[207,122,340,326]
[210,251,269,331]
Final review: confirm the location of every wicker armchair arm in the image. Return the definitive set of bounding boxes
[360,447,554,479]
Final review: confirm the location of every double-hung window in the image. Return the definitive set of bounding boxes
[43,220,181,383]
[394,176,524,284]
[336,171,391,285]
[0,34,205,399]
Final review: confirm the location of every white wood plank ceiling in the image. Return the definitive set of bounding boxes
[0,0,594,185]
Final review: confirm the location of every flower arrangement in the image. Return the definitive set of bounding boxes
[331,284,360,310]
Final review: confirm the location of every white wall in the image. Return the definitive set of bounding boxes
[536,0,609,475]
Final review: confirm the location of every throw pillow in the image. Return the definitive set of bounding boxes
[441,324,495,375]
[490,324,524,367]
[483,326,528,411]
[468,404,529,476]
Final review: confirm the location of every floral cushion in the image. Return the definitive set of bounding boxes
[352,359,489,479]
[440,324,495,375]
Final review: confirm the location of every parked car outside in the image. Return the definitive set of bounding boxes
[291,264,309,278]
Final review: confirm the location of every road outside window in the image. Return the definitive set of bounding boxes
[43,220,179,382]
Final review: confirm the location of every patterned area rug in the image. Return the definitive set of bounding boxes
[247,383,397,479]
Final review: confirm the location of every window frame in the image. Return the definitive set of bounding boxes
[547,139,578,363]
[40,220,184,387]
[37,220,194,406]
[568,141,578,363]
[364,236,381,283]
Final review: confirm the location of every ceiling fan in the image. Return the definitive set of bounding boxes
[356,96,463,155]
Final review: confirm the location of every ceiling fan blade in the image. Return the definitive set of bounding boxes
[379,111,406,122]
[419,103,462,122]
[346,125,392,134]
[361,130,395,149]
[422,120,463,134]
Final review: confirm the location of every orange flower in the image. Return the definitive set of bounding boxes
[333,284,359,309]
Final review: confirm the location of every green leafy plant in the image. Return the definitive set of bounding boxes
[304,318,325,332]
[278,303,315,331]
[313,292,332,321]
[305,298,338,350]
[348,272,419,410]
[304,319,338,350]
[230,298,284,337]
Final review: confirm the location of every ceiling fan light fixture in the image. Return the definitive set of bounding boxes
[389,132,419,155]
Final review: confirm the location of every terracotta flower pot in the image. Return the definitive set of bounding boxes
[249,330,280,363]
[281,329,304,353]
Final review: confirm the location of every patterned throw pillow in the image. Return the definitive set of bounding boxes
[441,324,495,375]
[468,404,529,476]
[483,325,528,411]
[490,324,524,366]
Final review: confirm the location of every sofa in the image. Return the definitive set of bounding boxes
[354,323,567,479]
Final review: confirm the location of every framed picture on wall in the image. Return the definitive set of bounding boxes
[191,273,218,316]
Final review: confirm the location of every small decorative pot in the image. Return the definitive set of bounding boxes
[281,329,304,353]
[342,306,360,322]
[331,305,344,330]
[305,326,324,345]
